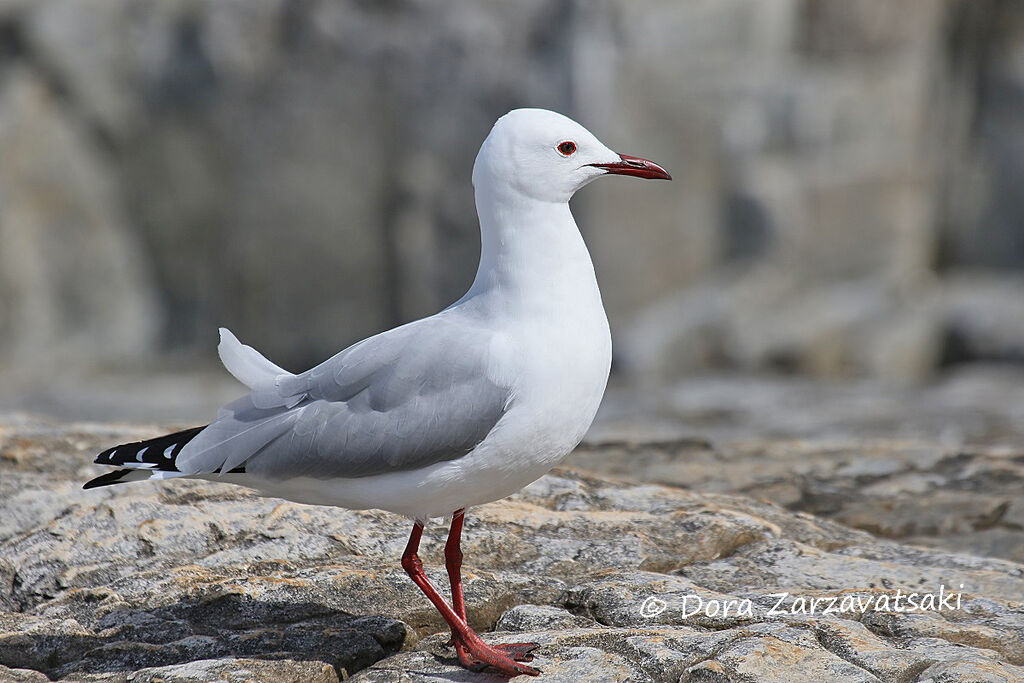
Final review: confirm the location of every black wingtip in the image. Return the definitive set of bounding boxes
[83,469,136,489]
[93,425,206,470]
[93,444,119,466]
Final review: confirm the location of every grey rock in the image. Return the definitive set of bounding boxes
[915,657,1024,683]
[811,620,929,682]
[0,665,49,682]
[75,658,340,683]
[570,431,1024,564]
[2,416,1023,681]
[683,623,880,683]
[493,605,597,633]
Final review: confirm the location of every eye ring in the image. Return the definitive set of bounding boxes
[557,140,577,156]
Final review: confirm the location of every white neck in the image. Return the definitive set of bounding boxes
[464,184,600,310]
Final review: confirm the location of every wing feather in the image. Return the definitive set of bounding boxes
[179,315,508,479]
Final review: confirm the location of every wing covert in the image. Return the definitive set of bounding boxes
[204,315,510,480]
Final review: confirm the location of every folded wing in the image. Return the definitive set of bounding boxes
[176,316,509,479]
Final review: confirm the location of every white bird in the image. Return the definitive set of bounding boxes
[85,108,671,676]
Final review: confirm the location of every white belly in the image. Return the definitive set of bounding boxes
[217,413,594,520]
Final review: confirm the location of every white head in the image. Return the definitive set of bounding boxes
[472,108,671,204]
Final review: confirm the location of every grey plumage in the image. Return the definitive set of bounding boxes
[173,311,509,480]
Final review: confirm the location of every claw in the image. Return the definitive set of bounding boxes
[494,642,540,662]
[454,640,541,676]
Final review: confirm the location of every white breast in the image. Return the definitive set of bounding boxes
[456,258,612,491]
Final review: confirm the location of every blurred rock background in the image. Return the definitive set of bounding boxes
[1,0,1023,421]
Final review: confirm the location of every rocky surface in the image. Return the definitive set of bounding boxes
[1,414,1023,682]
[571,434,1024,566]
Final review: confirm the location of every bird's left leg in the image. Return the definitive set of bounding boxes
[402,519,539,676]
[444,509,468,626]
[444,509,539,666]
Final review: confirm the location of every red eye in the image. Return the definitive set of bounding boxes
[557,141,577,156]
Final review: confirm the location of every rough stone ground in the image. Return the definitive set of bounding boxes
[569,438,1024,565]
[1,413,1022,682]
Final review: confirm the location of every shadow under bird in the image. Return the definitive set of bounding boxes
[85,108,671,677]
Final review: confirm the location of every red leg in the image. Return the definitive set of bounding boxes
[402,519,540,676]
[444,510,539,668]
[445,509,468,624]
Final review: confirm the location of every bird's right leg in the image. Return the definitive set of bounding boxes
[443,510,539,667]
[401,520,540,676]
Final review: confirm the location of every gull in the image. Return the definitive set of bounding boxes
[84,108,670,676]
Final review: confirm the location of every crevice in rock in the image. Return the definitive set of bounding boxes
[902,659,937,683]
[1,602,407,681]
[811,625,886,682]
[668,633,750,683]
[972,500,1009,530]
[553,626,748,683]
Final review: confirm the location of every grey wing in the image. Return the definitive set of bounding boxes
[176,314,509,479]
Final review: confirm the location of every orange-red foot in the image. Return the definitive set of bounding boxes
[493,642,540,661]
[455,640,541,676]
[448,639,538,662]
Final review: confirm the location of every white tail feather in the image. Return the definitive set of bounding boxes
[217,328,306,409]
[218,328,288,387]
